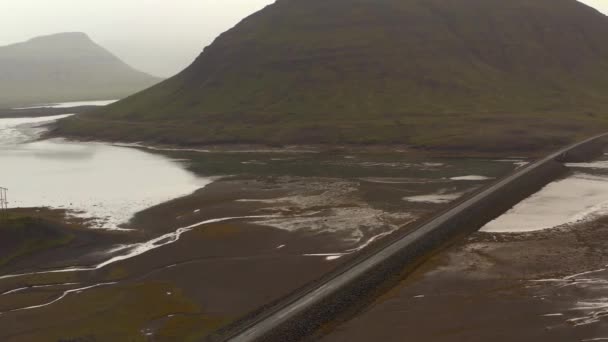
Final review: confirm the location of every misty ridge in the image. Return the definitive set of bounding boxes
[0,32,161,107]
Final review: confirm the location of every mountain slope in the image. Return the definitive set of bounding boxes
[0,32,161,107]
[56,0,608,152]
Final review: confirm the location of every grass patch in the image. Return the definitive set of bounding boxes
[0,212,75,267]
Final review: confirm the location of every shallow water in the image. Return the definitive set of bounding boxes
[164,150,513,180]
[14,99,119,109]
[0,114,208,229]
[0,114,73,145]
[403,190,465,204]
[482,157,608,233]
[450,175,494,181]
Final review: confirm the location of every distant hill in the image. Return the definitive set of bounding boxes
[56,0,608,153]
[0,32,161,107]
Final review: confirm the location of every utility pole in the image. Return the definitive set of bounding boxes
[0,187,7,219]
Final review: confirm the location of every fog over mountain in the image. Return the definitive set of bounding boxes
[0,0,275,77]
[0,32,160,107]
[1,1,602,77]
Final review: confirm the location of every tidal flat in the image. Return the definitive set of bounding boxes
[322,214,608,342]
[323,152,608,342]
[0,164,511,341]
[0,109,519,341]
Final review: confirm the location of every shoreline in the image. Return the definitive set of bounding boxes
[0,106,98,119]
[44,130,548,159]
[0,107,570,158]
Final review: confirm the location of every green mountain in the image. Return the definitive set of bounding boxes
[0,32,161,107]
[56,0,608,152]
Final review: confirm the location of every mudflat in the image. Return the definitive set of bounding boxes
[322,215,608,342]
[0,116,516,341]
[0,172,452,341]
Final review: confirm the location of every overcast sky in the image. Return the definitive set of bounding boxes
[1,0,606,77]
[1,0,275,77]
